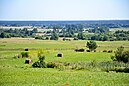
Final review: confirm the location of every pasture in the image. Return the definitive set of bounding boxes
[0,38,129,86]
[109,28,129,32]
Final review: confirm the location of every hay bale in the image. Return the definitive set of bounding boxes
[86,50,90,52]
[57,53,63,57]
[103,50,107,52]
[25,48,29,51]
[25,59,32,64]
[108,50,113,53]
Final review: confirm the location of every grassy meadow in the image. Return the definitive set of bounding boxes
[0,38,129,86]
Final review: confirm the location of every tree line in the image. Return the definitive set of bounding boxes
[0,28,38,38]
[0,25,129,41]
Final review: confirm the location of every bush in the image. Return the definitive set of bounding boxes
[115,67,129,73]
[32,55,47,68]
[103,50,107,52]
[111,46,129,63]
[45,61,129,72]
[75,48,85,52]
[35,36,42,39]
[21,52,29,58]
[45,37,49,40]
[98,61,129,72]
[94,50,96,52]
[63,38,66,41]
[108,50,113,53]
[37,49,49,57]
[50,31,59,40]
[86,41,97,52]
[73,37,78,40]
[47,62,56,68]
[39,55,45,62]
[32,61,47,68]
[32,61,41,68]
[122,50,129,63]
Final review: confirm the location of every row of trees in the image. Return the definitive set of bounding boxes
[1,25,129,41]
[58,26,129,41]
[0,28,38,38]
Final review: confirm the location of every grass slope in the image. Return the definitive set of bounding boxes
[0,38,129,86]
[1,68,129,86]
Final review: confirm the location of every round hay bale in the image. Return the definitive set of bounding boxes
[57,53,63,57]
[25,48,29,51]
[25,59,32,64]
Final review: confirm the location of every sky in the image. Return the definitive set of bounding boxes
[0,0,129,20]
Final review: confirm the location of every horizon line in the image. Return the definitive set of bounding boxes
[0,19,129,21]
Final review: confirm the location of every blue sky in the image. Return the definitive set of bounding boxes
[0,0,129,20]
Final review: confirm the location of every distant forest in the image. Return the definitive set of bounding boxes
[0,20,129,41]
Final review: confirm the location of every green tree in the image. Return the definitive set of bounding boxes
[32,28,38,33]
[50,31,59,40]
[86,41,97,52]
[77,32,85,40]
[115,46,124,62]
[111,46,129,63]
[103,35,109,41]
[0,32,7,38]
[32,55,47,68]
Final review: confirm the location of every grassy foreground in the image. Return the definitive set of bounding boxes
[1,67,129,86]
[0,38,129,86]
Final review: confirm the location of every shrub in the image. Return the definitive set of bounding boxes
[45,37,49,40]
[50,31,59,40]
[32,61,41,68]
[122,50,129,63]
[75,48,85,52]
[21,52,29,58]
[32,61,47,68]
[37,49,49,57]
[108,50,113,53]
[103,50,107,52]
[73,37,78,40]
[35,36,42,39]
[91,60,97,67]
[63,38,66,41]
[86,41,97,52]
[32,55,47,68]
[47,62,56,68]
[111,46,129,63]
[115,67,129,73]
[47,61,64,70]
[98,61,129,72]
[39,55,45,62]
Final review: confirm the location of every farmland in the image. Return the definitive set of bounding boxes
[0,38,129,86]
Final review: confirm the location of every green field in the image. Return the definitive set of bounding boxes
[0,38,129,86]
[109,28,129,32]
